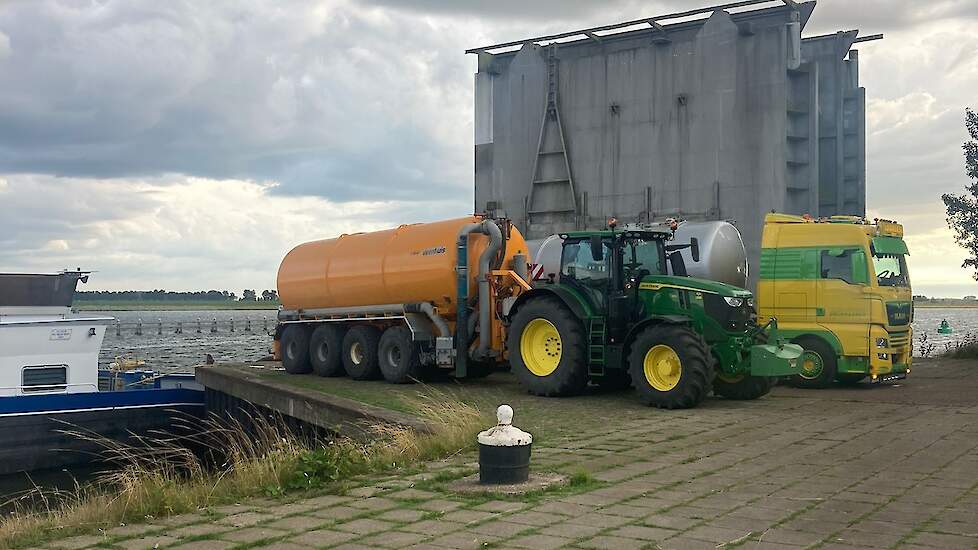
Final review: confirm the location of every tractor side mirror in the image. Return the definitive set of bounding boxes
[589,235,604,262]
[689,238,700,263]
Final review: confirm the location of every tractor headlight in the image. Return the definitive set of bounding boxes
[876,338,888,348]
[724,297,744,307]
[747,297,755,308]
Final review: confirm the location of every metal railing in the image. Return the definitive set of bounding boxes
[110,317,273,337]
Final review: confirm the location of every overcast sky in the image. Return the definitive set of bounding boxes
[1,0,976,297]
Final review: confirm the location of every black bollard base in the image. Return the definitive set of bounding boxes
[478,442,531,484]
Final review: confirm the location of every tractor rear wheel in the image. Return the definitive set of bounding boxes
[309,325,345,377]
[509,297,588,397]
[790,337,837,388]
[281,324,313,374]
[628,324,710,409]
[713,373,773,400]
[342,325,382,380]
[378,325,420,384]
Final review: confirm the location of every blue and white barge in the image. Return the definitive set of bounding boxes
[0,271,205,474]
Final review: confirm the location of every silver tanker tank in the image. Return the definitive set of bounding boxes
[672,221,748,288]
[526,221,748,288]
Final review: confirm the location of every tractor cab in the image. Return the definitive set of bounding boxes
[556,223,702,339]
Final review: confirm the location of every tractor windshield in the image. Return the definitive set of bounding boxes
[625,238,666,277]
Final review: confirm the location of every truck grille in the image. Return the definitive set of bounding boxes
[886,302,912,326]
[888,330,910,350]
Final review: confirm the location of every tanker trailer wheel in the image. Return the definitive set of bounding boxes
[309,325,345,377]
[509,297,587,397]
[378,325,420,384]
[281,324,313,374]
[712,373,773,400]
[789,337,837,389]
[628,324,710,409]
[342,325,382,380]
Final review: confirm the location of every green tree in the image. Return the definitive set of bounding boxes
[943,108,978,280]
[241,289,257,301]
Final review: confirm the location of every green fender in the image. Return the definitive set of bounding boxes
[507,285,595,321]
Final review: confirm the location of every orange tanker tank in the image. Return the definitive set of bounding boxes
[277,216,529,317]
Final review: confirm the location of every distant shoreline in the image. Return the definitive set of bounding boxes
[73,301,280,311]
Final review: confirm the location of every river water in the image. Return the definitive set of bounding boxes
[94,309,276,372]
[90,307,978,372]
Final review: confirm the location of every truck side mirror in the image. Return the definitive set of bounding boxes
[689,238,700,263]
[589,236,604,262]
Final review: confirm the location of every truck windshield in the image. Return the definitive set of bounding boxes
[873,254,909,287]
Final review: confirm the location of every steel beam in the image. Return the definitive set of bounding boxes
[465,0,795,53]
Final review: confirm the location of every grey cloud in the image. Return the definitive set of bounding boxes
[0,0,473,202]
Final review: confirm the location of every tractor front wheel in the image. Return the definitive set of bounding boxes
[628,324,710,409]
[509,298,588,397]
[713,373,773,400]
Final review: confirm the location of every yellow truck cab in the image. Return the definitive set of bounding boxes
[757,213,912,387]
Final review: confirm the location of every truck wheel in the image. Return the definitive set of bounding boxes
[309,325,345,377]
[281,324,313,374]
[628,324,710,409]
[342,326,381,380]
[378,326,420,384]
[790,337,837,389]
[509,298,588,397]
[713,374,773,400]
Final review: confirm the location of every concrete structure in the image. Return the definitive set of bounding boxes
[469,0,879,288]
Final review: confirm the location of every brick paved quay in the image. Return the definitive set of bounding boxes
[45,358,978,550]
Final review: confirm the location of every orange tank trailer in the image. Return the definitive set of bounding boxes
[277,216,527,316]
[273,216,531,383]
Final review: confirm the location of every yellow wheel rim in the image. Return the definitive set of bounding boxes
[520,319,562,377]
[643,345,682,391]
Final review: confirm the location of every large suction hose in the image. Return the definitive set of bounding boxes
[455,220,503,374]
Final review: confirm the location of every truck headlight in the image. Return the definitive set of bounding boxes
[876,338,888,348]
[724,297,744,307]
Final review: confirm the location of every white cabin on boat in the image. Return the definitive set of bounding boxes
[0,271,113,397]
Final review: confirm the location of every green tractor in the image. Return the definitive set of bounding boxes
[507,222,802,409]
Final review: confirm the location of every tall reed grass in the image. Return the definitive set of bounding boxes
[0,386,486,549]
